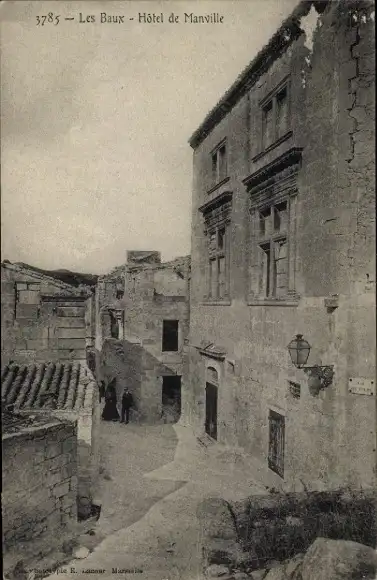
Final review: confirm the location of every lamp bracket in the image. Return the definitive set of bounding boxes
[300,365,334,389]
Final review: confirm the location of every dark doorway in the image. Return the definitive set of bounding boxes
[162,376,181,423]
[205,382,218,440]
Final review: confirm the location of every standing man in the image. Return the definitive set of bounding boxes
[121,387,134,424]
[99,380,106,402]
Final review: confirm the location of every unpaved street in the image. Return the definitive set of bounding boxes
[44,419,266,580]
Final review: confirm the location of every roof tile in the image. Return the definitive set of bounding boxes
[1,362,94,412]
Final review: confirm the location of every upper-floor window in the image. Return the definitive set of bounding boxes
[258,200,289,298]
[261,82,290,150]
[199,191,232,303]
[211,141,227,186]
[209,226,228,300]
[246,148,301,303]
[162,320,179,352]
[116,289,124,300]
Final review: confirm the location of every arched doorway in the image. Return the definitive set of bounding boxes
[205,366,218,440]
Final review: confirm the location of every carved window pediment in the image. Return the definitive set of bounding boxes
[199,191,233,235]
[244,147,302,204]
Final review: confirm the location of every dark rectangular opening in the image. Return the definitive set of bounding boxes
[162,320,179,352]
[218,145,227,181]
[162,375,181,423]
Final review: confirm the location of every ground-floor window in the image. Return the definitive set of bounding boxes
[268,409,285,477]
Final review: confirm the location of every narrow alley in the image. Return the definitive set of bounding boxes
[93,421,184,541]
[42,418,266,580]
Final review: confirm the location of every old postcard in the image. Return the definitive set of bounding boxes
[1,0,376,579]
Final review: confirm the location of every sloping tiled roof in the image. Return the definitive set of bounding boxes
[1,261,94,294]
[1,362,95,412]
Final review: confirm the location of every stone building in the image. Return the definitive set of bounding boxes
[1,261,96,367]
[184,0,375,491]
[1,360,100,519]
[96,251,190,423]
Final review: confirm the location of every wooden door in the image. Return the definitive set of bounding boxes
[205,382,218,440]
[268,410,285,477]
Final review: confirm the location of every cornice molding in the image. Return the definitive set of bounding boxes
[243,147,303,191]
[198,191,233,215]
[197,347,226,361]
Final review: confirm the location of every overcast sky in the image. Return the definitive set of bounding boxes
[1,0,298,274]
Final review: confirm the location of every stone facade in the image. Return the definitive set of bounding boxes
[185,1,375,491]
[2,417,77,552]
[96,251,190,422]
[1,262,96,366]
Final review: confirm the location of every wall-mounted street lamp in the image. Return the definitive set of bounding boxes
[287,334,334,394]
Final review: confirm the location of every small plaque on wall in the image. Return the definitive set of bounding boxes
[348,378,375,396]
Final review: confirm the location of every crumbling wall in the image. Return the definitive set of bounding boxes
[97,255,190,423]
[2,419,78,552]
[1,265,90,364]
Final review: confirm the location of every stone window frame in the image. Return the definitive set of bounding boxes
[14,281,41,320]
[244,148,302,306]
[259,76,292,155]
[254,198,290,299]
[199,192,233,305]
[210,139,228,189]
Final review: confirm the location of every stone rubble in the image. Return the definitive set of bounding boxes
[73,546,90,559]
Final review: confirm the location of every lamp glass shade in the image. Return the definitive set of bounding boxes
[288,334,311,368]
